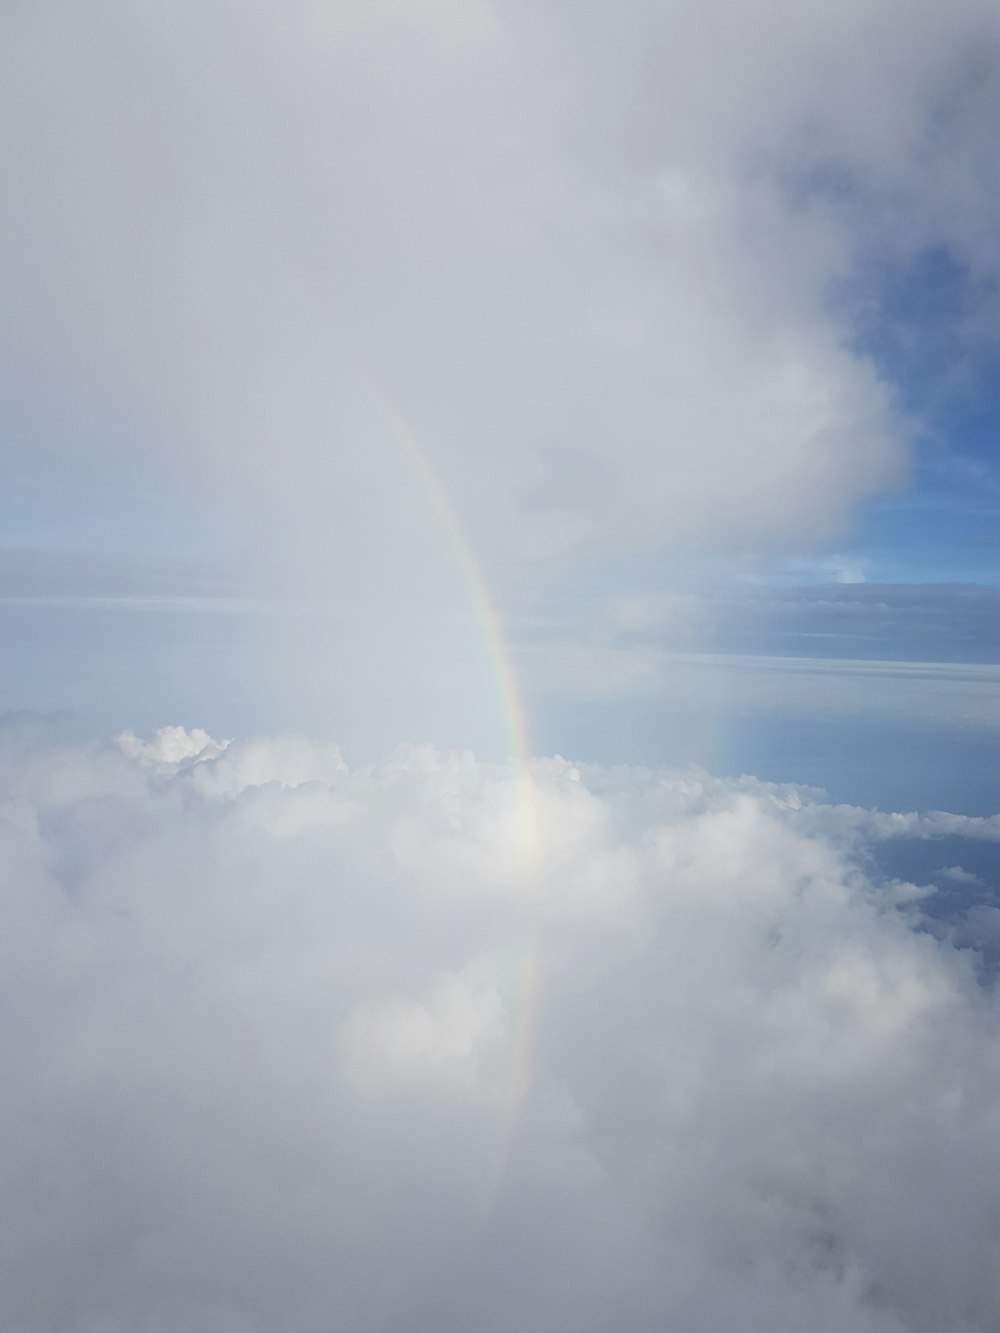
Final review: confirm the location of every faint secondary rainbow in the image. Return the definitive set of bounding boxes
[351,353,542,1210]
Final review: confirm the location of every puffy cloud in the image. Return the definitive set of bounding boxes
[941,865,986,887]
[8,0,1000,593]
[118,725,229,767]
[3,720,1000,1331]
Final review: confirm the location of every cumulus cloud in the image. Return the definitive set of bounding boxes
[3,721,1000,1332]
[4,8,1000,1326]
[941,864,986,886]
[5,0,999,597]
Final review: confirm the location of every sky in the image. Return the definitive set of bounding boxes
[1,2,999,1330]
[1,0,999,806]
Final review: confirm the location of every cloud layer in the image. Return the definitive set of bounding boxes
[3,721,1000,1331]
[4,10,1000,1325]
[5,0,999,594]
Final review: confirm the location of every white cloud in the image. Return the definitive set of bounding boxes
[8,0,999,598]
[941,865,986,887]
[2,721,1000,1331]
[118,725,228,767]
[3,8,1000,1325]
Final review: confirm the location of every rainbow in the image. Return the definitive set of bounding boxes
[350,354,542,1211]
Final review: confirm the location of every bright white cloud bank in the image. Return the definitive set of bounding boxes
[4,0,999,593]
[4,721,1000,1332]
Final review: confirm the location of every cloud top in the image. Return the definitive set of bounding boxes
[3,722,1000,1331]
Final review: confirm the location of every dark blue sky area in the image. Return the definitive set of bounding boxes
[848,244,1000,585]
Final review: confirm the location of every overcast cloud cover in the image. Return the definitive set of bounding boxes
[3,1,1000,1330]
